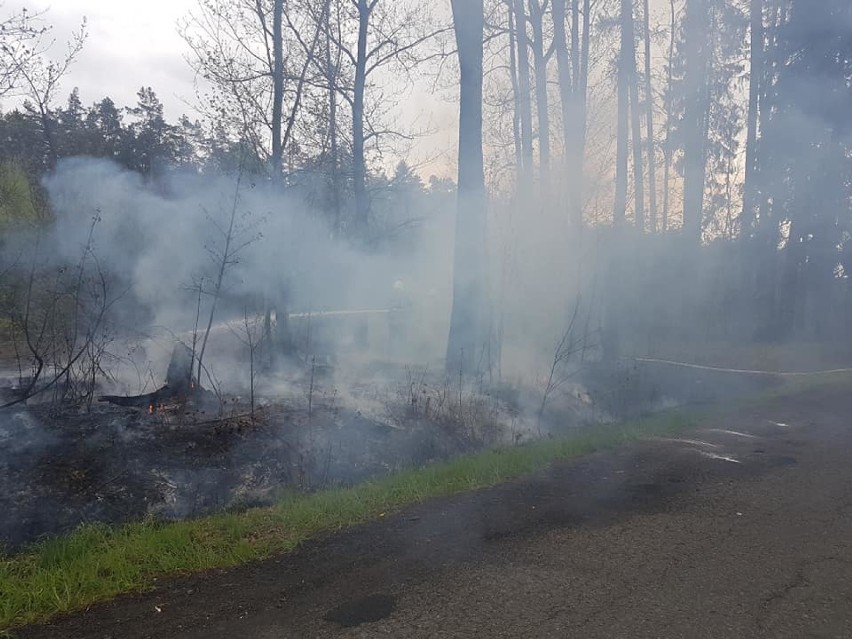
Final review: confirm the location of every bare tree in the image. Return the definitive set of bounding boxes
[0,10,87,166]
[322,0,445,236]
[613,0,630,226]
[270,0,284,178]
[512,0,535,190]
[4,224,121,409]
[527,0,552,176]
[0,5,49,99]
[180,0,324,174]
[322,0,344,232]
[229,308,267,420]
[661,0,677,231]
[641,0,658,231]
[447,0,489,375]
[553,0,592,228]
[507,0,524,176]
[537,295,595,430]
[740,0,763,236]
[623,0,645,230]
[194,168,261,384]
[680,0,709,242]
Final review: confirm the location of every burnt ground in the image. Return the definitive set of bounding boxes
[14,383,852,638]
[0,396,488,553]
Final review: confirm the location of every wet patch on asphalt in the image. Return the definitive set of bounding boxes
[323,593,396,627]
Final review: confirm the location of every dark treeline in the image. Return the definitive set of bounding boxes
[0,85,454,247]
[477,0,852,367]
[608,0,852,353]
[1,88,202,177]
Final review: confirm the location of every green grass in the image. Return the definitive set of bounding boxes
[0,408,697,631]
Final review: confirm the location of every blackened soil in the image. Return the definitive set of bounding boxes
[0,399,479,552]
[15,384,852,638]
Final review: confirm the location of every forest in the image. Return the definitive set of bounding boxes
[1,1,852,635]
[0,0,849,551]
[0,0,848,382]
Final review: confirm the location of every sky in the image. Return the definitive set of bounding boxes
[1,0,459,177]
[8,0,201,120]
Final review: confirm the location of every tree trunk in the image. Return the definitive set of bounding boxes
[553,0,571,146]
[613,0,630,226]
[623,0,645,231]
[507,0,523,178]
[528,0,551,176]
[324,0,342,234]
[554,0,582,224]
[741,0,763,237]
[576,0,591,225]
[513,0,534,191]
[681,0,709,242]
[270,0,284,180]
[447,0,488,375]
[756,0,780,237]
[352,0,372,235]
[642,0,658,232]
[662,0,676,231]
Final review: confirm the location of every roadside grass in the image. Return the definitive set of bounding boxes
[0,382,813,632]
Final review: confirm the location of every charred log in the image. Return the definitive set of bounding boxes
[99,385,177,410]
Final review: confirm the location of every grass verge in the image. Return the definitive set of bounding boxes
[0,402,741,631]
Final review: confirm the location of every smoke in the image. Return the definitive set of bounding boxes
[40,155,609,391]
[41,157,460,384]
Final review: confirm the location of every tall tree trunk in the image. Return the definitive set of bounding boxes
[741,0,762,238]
[614,3,630,227]
[325,0,342,234]
[38,107,57,169]
[662,0,676,231]
[270,0,284,180]
[513,0,534,191]
[681,0,709,242]
[352,0,373,235]
[576,0,591,225]
[571,0,580,93]
[553,0,572,170]
[554,0,583,226]
[642,0,658,232]
[623,0,645,231]
[528,0,551,176]
[507,0,523,179]
[757,0,780,237]
[447,0,488,375]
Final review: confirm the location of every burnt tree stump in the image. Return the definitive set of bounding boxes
[99,343,198,410]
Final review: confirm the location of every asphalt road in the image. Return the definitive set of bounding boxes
[18,385,852,638]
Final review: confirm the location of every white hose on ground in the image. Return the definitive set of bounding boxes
[632,357,852,377]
